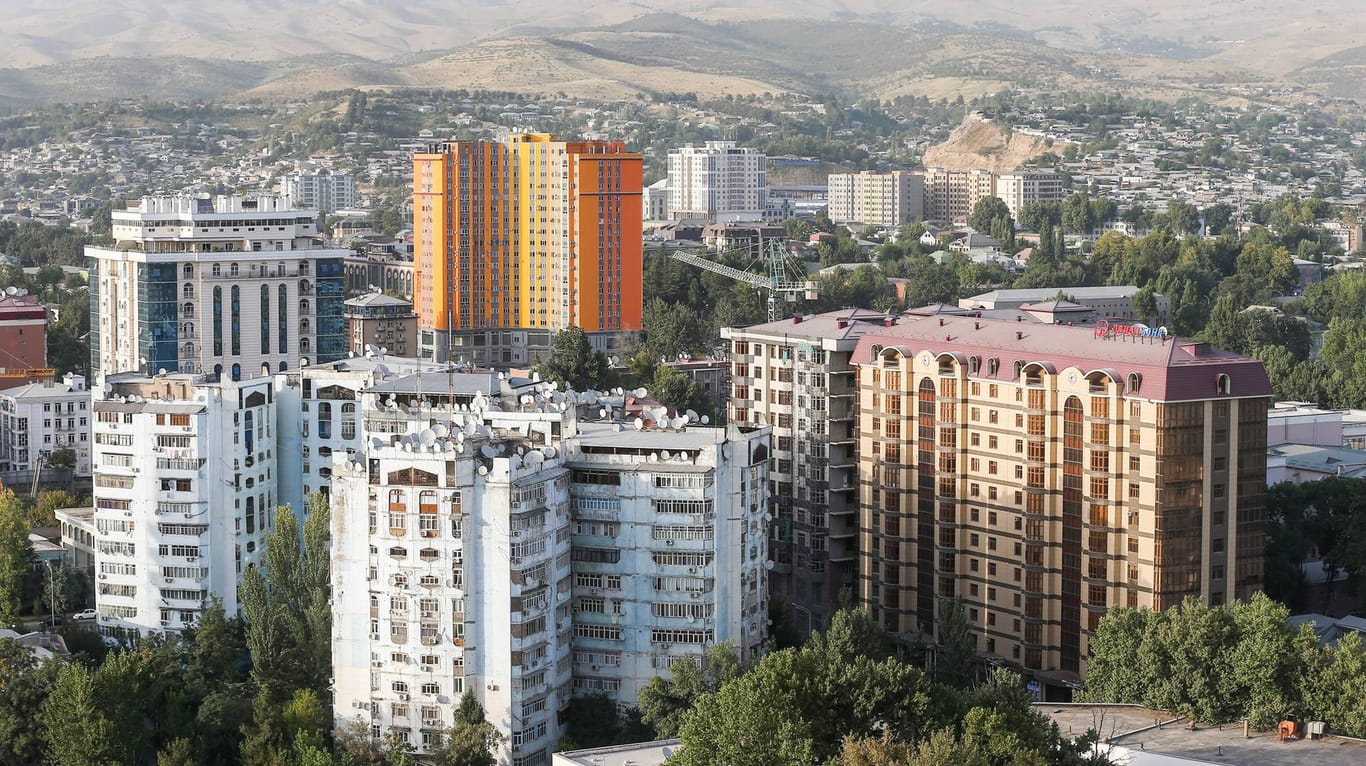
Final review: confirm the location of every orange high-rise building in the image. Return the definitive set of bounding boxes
[413,134,642,366]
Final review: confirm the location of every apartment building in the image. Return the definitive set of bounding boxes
[563,420,770,702]
[0,290,52,390]
[0,373,92,485]
[329,384,769,763]
[346,293,418,358]
[274,356,504,516]
[827,171,925,228]
[923,168,996,224]
[995,172,1065,223]
[280,172,357,214]
[852,315,1270,694]
[412,134,643,366]
[666,141,768,223]
[723,310,885,636]
[91,372,277,638]
[87,194,349,380]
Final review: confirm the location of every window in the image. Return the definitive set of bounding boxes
[1216,374,1231,395]
[231,285,241,355]
[260,285,271,354]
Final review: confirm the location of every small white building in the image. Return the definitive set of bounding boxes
[91,372,277,639]
[0,373,92,484]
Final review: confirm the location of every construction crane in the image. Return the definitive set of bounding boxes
[669,239,818,322]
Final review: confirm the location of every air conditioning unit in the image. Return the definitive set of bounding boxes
[688,567,697,574]
[99,574,108,580]
[165,577,173,583]
[186,556,197,562]
[182,427,192,432]
[666,539,675,546]
[372,660,383,668]
[690,592,702,599]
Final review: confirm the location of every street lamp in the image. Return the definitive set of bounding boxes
[41,560,56,632]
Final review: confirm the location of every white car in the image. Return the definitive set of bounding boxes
[72,608,98,621]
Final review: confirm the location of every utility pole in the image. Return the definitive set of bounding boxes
[42,559,55,631]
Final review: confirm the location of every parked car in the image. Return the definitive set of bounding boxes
[72,608,97,621]
[40,614,63,626]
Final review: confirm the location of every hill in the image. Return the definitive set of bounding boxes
[0,2,1359,104]
[921,114,1051,173]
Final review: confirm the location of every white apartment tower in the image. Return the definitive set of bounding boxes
[827,171,925,227]
[329,383,770,762]
[87,194,350,381]
[995,172,1065,223]
[91,373,276,639]
[281,172,358,214]
[666,141,768,223]
[564,420,771,702]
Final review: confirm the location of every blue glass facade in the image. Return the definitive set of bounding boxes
[315,258,346,364]
[137,262,179,374]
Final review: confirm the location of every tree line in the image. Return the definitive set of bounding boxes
[1084,593,1366,736]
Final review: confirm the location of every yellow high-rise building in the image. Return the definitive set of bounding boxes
[413,134,642,366]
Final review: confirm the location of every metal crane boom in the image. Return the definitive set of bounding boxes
[668,239,816,322]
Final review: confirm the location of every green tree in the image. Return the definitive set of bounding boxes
[640,298,709,362]
[432,691,503,766]
[45,447,77,477]
[41,662,121,766]
[933,598,977,690]
[1302,631,1366,737]
[536,326,611,391]
[0,488,31,625]
[649,365,715,422]
[639,641,746,737]
[1060,192,1095,234]
[0,638,59,763]
[240,496,332,765]
[158,737,198,766]
[39,561,81,616]
[967,196,1013,235]
[30,488,79,528]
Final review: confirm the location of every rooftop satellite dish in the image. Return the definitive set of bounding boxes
[764,560,775,570]
[379,347,388,355]
[433,424,449,438]
[599,408,608,419]
[515,446,526,456]
[3,287,14,295]
[419,429,437,445]
[157,368,167,376]
[454,443,464,454]
[633,417,644,430]
[524,451,543,467]
[701,415,710,425]
[480,444,499,459]
[541,446,556,458]
[634,387,648,398]
[673,416,688,429]
[685,409,699,422]
[661,450,671,461]
[763,512,773,523]
[441,441,452,452]
[476,465,488,476]
[456,431,466,444]
[649,453,659,462]
[401,442,411,452]
[653,406,670,422]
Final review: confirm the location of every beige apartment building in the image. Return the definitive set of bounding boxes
[851,315,1269,694]
[923,168,997,224]
[827,171,925,228]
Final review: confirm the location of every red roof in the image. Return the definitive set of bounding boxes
[851,314,1272,402]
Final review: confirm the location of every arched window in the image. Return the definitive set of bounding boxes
[230,263,240,276]
[212,287,223,356]
[182,284,194,299]
[231,363,241,381]
[968,356,980,374]
[1216,374,1231,395]
[1128,373,1141,393]
[279,284,288,354]
[182,264,194,277]
[230,286,241,356]
[987,357,999,375]
[317,402,332,440]
[260,285,270,355]
[1013,361,1024,380]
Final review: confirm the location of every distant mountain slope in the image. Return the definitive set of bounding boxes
[0,2,1355,104]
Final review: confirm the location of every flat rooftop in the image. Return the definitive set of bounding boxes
[552,739,679,766]
[575,421,728,451]
[1042,704,1366,766]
